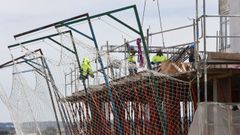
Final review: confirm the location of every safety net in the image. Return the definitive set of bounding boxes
[0,52,67,135]
[64,70,194,135]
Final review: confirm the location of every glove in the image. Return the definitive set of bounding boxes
[90,74,94,78]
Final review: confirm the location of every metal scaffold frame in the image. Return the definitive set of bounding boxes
[195,0,240,103]
[56,5,151,70]
[9,5,152,135]
[0,49,68,135]
[2,1,240,134]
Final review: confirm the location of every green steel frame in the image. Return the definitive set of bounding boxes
[56,5,152,70]
[0,49,65,135]
[9,5,151,134]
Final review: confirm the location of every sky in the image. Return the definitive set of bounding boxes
[0,0,218,122]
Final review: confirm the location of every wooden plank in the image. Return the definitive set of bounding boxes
[159,61,190,74]
[208,52,240,60]
[207,72,232,81]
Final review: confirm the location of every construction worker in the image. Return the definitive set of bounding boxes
[188,44,195,63]
[80,57,94,80]
[188,44,200,69]
[128,47,137,75]
[151,49,167,68]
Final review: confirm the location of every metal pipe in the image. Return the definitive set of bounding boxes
[108,14,140,35]
[147,28,150,48]
[206,35,240,38]
[133,6,151,70]
[86,14,123,135]
[65,73,67,97]
[9,31,71,49]
[203,0,207,102]
[64,24,93,40]
[41,55,74,134]
[106,41,110,78]
[224,17,228,52]
[150,24,193,36]
[14,14,88,38]
[198,17,204,39]
[195,0,201,104]
[219,16,223,52]
[74,64,77,92]
[0,49,42,68]
[156,0,165,47]
[40,57,63,135]
[56,5,136,28]
[216,31,219,52]
[206,15,240,17]
[70,68,73,94]
[48,37,75,54]
[124,39,127,76]
[98,24,194,55]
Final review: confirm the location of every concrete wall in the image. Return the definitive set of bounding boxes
[229,0,240,53]
[219,0,230,15]
[219,0,240,53]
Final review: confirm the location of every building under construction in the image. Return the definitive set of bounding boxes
[0,0,240,135]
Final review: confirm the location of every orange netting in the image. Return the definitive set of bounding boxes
[64,71,194,135]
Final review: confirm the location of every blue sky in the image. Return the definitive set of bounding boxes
[0,0,218,122]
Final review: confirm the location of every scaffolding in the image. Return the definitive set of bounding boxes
[1,1,240,135]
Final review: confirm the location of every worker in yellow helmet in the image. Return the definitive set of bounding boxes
[80,57,94,80]
[151,49,167,68]
[128,48,137,75]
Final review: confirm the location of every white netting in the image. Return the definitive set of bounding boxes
[0,8,197,134]
[0,53,67,135]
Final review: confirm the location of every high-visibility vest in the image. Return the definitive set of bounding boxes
[81,58,93,76]
[128,53,136,63]
[151,55,167,63]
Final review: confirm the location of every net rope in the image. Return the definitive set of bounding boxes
[64,70,194,135]
[0,52,68,134]
[0,13,198,134]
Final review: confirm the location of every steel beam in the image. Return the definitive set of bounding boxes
[14,14,88,38]
[9,31,71,49]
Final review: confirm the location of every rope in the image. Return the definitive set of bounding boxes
[98,17,135,39]
[69,103,80,134]
[141,0,147,27]
[156,0,165,47]
[162,78,168,134]
[152,74,165,134]
[55,28,64,66]
[13,38,42,58]
[55,31,96,54]
[12,65,43,135]
[42,39,76,63]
